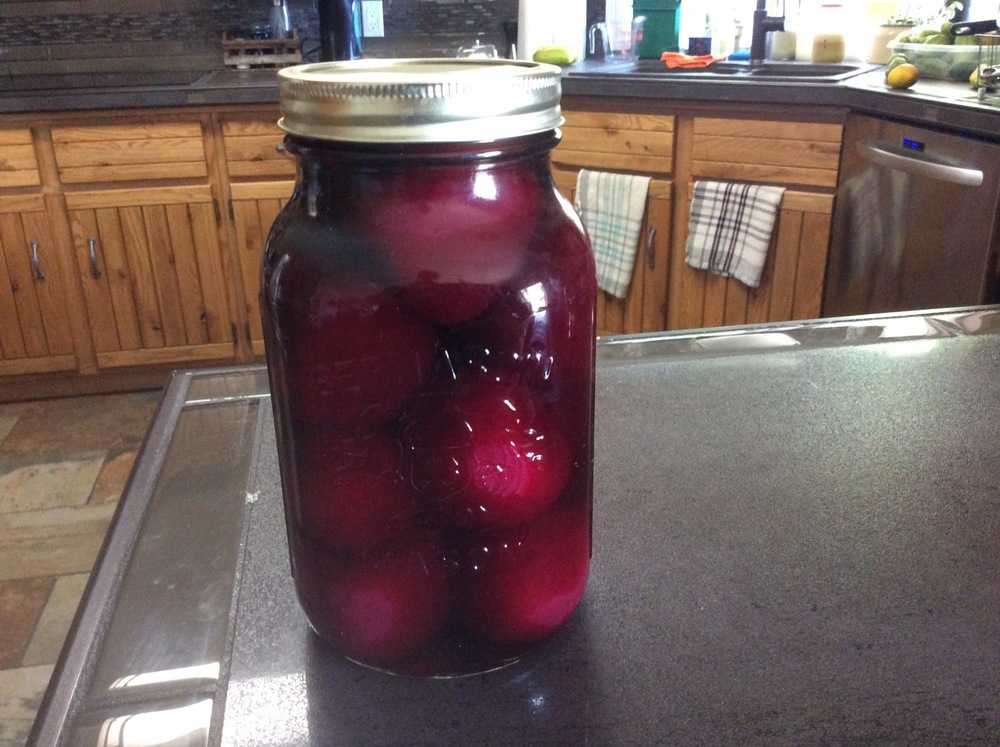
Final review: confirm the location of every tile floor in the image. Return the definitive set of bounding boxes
[0,390,162,747]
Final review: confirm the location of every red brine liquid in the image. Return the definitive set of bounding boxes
[261,132,596,676]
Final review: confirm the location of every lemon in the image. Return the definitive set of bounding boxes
[532,45,578,65]
[886,62,919,89]
[955,34,978,46]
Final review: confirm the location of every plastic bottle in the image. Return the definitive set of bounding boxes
[269,0,292,38]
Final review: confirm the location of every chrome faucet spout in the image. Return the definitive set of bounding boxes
[750,0,784,63]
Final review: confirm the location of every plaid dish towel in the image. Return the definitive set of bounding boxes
[575,169,651,299]
[685,181,785,288]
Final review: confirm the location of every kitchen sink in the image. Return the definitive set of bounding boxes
[569,59,876,83]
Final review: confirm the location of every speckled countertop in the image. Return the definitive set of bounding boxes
[2,60,999,141]
[29,308,1000,745]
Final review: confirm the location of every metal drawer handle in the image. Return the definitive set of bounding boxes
[30,241,45,281]
[275,143,287,153]
[645,226,657,269]
[87,237,102,279]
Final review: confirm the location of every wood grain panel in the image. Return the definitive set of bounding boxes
[222,120,283,137]
[0,214,48,358]
[0,215,28,360]
[224,135,295,174]
[0,210,75,366]
[96,342,233,369]
[232,197,284,347]
[230,181,295,201]
[57,162,207,184]
[70,209,121,354]
[94,207,143,351]
[0,354,77,376]
[165,202,210,346]
[691,117,842,188]
[51,123,203,143]
[0,194,46,215]
[65,185,214,211]
[0,130,41,188]
[554,111,675,176]
[186,202,232,345]
[71,195,233,368]
[118,205,166,349]
[222,118,295,180]
[52,122,207,183]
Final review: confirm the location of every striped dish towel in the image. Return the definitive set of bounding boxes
[685,180,785,288]
[575,169,651,299]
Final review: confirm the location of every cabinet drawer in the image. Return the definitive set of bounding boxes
[691,118,842,188]
[51,123,208,183]
[221,118,295,180]
[554,111,675,174]
[0,129,41,188]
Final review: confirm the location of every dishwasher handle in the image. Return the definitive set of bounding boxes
[857,139,984,187]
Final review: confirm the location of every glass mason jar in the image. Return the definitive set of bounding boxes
[261,59,597,677]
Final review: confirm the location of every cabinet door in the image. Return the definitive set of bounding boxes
[0,195,77,375]
[668,190,834,329]
[667,116,842,329]
[66,185,235,368]
[219,115,295,357]
[553,169,673,336]
[229,182,293,357]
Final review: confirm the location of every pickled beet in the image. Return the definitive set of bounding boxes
[398,376,571,530]
[459,506,590,646]
[297,531,451,666]
[283,277,437,428]
[362,164,543,325]
[295,429,418,552]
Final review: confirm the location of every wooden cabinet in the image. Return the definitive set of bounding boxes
[552,111,675,336]
[51,119,236,370]
[668,115,842,330]
[66,185,234,368]
[0,98,847,399]
[0,194,77,376]
[554,100,845,335]
[219,116,295,357]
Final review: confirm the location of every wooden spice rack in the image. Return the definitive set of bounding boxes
[222,30,302,69]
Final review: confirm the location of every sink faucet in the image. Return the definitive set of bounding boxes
[750,0,784,63]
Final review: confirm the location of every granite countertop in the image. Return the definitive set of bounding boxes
[2,59,999,140]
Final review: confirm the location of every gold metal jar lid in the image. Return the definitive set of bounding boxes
[277,58,563,143]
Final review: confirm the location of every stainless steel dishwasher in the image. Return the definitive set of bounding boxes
[823,113,1000,317]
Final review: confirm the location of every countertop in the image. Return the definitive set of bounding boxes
[30,307,1000,745]
[2,59,1000,141]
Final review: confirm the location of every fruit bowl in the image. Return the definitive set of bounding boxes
[887,40,980,81]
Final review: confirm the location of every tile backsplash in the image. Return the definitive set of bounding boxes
[0,0,604,76]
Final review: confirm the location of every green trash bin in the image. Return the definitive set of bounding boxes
[634,0,681,59]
